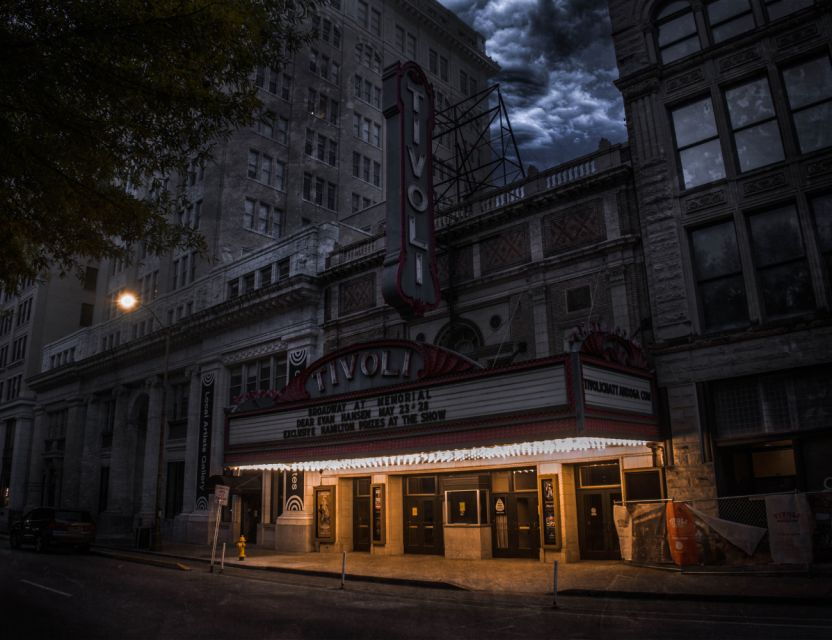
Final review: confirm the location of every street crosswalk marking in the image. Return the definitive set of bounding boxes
[20,579,72,598]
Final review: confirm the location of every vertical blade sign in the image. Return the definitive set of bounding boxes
[382,62,440,317]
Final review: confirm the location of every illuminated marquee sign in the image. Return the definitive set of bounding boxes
[382,61,440,317]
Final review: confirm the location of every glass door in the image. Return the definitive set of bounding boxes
[353,477,371,551]
[403,475,443,555]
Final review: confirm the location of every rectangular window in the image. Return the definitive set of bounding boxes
[395,25,404,51]
[315,177,324,206]
[353,152,361,177]
[242,272,255,293]
[765,0,814,20]
[429,49,437,73]
[305,128,314,156]
[671,97,726,189]
[459,69,468,95]
[229,365,242,403]
[228,279,240,299]
[706,0,754,43]
[440,56,448,81]
[690,220,748,331]
[357,0,368,27]
[327,182,337,211]
[260,154,272,184]
[276,117,288,145]
[281,74,292,101]
[260,266,273,288]
[303,173,313,201]
[811,194,832,280]
[748,205,815,318]
[352,192,361,213]
[247,150,258,178]
[274,160,285,191]
[258,203,271,235]
[370,8,381,36]
[372,123,381,147]
[277,258,290,281]
[373,161,381,187]
[243,198,255,229]
[783,56,832,154]
[406,33,416,59]
[725,77,784,173]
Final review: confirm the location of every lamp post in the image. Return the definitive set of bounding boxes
[118,292,169,552]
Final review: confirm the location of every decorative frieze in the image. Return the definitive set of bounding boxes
[806,156,832,178]
[542,199,606,255]
[685,190,726,213]
[718,48,759,72]
[777,25,819,51]
[665,67,704,94]
[481,224,530,273]
[741,172,788,197]
[339,272,377,316]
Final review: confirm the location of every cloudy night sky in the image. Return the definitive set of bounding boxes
[438,0,626,170]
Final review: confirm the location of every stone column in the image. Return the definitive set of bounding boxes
[140,378,163,523]
[79,396,102,513]
[182,370,202,515]
[106,387,132,525]
[60,397,86,507]
[23,407,44,512]
[9,408,35,515]
[531,287,550,359]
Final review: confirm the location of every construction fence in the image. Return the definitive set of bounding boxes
[614,491,832,567]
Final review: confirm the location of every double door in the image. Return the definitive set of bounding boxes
[577,489,622,560]
[404,496,443,554]
[492,493,540,558]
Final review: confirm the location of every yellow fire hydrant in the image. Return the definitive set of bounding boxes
[236,535,247,561]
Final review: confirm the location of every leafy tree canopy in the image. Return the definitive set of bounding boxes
[0,0,319,293]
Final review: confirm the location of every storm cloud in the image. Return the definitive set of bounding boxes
[439,0,626,169]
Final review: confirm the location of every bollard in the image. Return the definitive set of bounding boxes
[552,560,559,609]
[221,542,226,573]
[340,551,346,589]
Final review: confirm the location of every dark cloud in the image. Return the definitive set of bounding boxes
[439,0,626,168]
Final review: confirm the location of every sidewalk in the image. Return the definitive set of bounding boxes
[92,539,832,604]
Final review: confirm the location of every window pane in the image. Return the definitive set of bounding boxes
[658,0,690,19]
[661,36,701,64]
[734,121,784,172]
[673,98,718,147]
[700,275,749,329]
[783,57,832,110]
[726,78,776,129]
[749,206,805,266]
[712,13,755,42]
[691,221,742,279]
[707,0,750,24]
[793,103,832,153]
[658,12,697,46]
[758,263,815,316]
[812,194,832,252]
[680,139,726,188]
[766,0,814,21]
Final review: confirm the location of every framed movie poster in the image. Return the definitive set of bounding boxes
[371,484,386,545]
[314,486,336,543]
[539,475,561,549]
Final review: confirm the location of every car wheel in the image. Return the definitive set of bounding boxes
[34,535,47,553]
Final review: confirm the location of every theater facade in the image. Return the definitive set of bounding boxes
[225,336,663,561]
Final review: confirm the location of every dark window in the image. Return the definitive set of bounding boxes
[764,0,814,21]
[277,258,290,281]
[811,194,832,280]
[725,77,784,173]
[227,279,240,299]
[691,220,749,330]
[578,462,621,487]
[783,56,832,153]
[512,468,537,491]
[656,1,700,64]
[260,266,273,287]
[229,365,242,403]
[624,469,664,501]
[79,303,94,327]
[566,286,591,312]
[83,267,98,291]
[706,0,754,43]
[672,97,726,189]
[242,272,255,293]
[406,476,437,495]
[748,205,815,318]
[354,477,371,497]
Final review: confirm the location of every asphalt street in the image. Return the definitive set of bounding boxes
[1,544,831,639]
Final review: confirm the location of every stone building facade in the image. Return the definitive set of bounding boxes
[608,0,832,502]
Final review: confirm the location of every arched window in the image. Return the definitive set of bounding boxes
[435,320,483,355]
[656,1,701,64]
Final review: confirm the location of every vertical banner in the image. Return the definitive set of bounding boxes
[314,486,336,542]
[666,501,699,566]
[194,373,215,511]
[540,476,561,548]
[766,493,813,565]
[284,470,304,511]
[372,484,386,545]
[381,61,440,318]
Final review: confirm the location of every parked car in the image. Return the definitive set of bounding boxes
[9,508,96,552]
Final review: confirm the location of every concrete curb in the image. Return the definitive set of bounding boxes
[91,546,466,591]
[558,588,832,606]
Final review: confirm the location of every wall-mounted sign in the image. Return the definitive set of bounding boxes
[371,484,385,545]
[314,485,336,543]
[582,365,653,415]
[214,484,229,507]
[540,476,561,549]
[285,470,304,512]
[194,373,215,511]
[229,362,567,446]
[382,61,439,318]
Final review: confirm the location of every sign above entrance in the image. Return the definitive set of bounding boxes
[272,340,480,406]
[382,61,440,318]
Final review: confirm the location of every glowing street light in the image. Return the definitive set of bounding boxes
[117,290,169,552]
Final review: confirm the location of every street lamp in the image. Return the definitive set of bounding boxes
[117,291,169,552]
